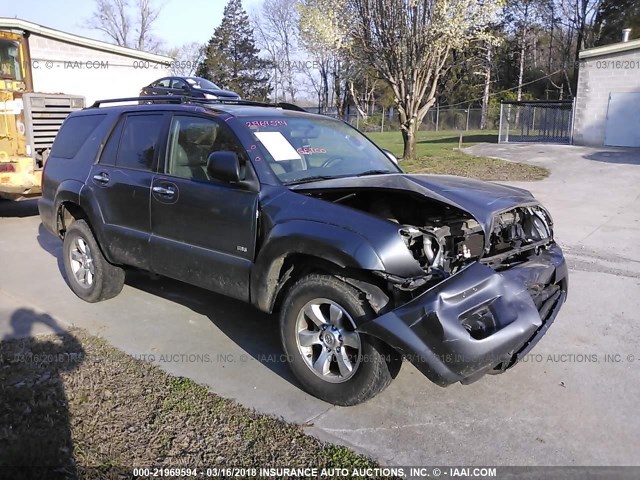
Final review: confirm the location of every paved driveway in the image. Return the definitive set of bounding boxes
[1,144,639,466]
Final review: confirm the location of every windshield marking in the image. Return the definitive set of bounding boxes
[254,131,302,161]
[296,147,326,155]
[246,120,288,128]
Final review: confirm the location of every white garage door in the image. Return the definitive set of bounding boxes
[604,92,640,147]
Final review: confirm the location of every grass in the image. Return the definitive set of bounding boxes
[366,130,549,181]
[0,329,391,478]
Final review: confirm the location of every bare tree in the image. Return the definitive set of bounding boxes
[558,0,603,91]
[298,0,349,113]
[478,42,494,130]
[166,42,206,76]
[505,0,549,102]
[135,0,162,51]
[252,0,299,102]
[352,0,501,159]
[87,0,163,52]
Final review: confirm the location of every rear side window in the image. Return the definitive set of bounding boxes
[50,114,106,159]
[115,114,164,171]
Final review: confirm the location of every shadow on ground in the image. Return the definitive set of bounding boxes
[0,199,39,218]
[583,150,640,165]
[37,224,67,288]
[125,271,296,384]
[0,309,83,477]
[35,223,297,388]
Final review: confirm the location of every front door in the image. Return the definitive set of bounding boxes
[149,114,259,301]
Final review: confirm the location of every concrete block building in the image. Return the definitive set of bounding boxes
[573,36,640,147]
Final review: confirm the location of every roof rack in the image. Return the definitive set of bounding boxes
[89,96,181,107]
[89,95,308,112]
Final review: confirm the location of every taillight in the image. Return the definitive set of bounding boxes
[0,163,17,173]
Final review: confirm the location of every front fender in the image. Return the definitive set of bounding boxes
[251,220,385,312]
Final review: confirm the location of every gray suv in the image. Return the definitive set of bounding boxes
[39,97,568,405]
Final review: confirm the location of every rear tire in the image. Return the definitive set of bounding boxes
[62,220,125,303]
[280,274,399,406]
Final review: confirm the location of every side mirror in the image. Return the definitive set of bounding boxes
[207,151,241,183]
[382,149,399,165]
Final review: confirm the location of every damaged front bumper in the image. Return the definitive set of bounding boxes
[357,244,568,386]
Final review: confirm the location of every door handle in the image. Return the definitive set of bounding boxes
[152,185,175,196]
[93,172,110,184]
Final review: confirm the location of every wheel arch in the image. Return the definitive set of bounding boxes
[56,198,116,265]
[57,200,88,237]
[251,221,392,314]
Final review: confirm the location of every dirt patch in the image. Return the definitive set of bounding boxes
[0,329,389,478]
[401,155,549,181]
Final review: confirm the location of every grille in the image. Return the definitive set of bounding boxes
[23,93,85,157]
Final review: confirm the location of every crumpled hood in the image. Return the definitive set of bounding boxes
[291,173,538,235]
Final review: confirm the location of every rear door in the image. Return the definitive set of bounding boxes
[87,112,168,269]
[149,114,259,301]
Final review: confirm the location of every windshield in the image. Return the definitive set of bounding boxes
[0,39,22,81]
[244,115,400,184]
[186,77,221,90]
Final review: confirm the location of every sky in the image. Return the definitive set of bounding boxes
[0,0,262,50]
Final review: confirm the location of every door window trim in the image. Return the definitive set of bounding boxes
[160,113,259,190]
[155,78,171,88]
[98,112,169,173]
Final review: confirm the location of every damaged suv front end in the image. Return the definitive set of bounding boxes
[286,174,568,387]
[243,111,567,404]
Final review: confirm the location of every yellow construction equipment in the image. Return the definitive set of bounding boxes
[0,30,83,200]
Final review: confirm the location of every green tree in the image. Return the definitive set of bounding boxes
[595,0,640,45]
[196,0,272,100]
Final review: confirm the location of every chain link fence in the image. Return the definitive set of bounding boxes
[310,107,495,133]
[498,101,575,144]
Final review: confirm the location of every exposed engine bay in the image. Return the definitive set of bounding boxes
[304,189,554,286]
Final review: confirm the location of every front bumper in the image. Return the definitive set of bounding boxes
[357,244,568,386]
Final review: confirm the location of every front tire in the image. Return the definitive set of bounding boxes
[280,274,399,406]
[62,220,125,303]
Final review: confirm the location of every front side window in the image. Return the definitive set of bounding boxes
[166,115,247,181]
[115,115,164,171]
[242,115,400,184]
[0,39,22,81]
[155,78,171,88]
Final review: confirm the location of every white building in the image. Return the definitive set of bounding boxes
[0,17,172,105]
[573,34,640,148]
